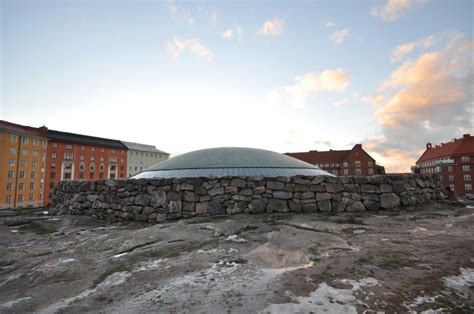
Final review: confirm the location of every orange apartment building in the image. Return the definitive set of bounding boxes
[0,121,48,209]
[286,144,385,176]
[44,130,128,205]
[413,134,473,198]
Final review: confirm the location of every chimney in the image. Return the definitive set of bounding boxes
[463,134,470,139]
[355,144,362,148]
[426,143,432,149]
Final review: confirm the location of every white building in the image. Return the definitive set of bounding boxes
[122,141,169,177]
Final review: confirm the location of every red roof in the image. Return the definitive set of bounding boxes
[0,120,47,137]
[286,149,350,164]
[416,134,474,163]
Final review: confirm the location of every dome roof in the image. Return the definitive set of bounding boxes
[133,147,331,179]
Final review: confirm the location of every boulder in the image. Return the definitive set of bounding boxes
[380,193,400,209]
[266,199,288,212]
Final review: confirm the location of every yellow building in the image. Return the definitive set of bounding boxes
[0,121,48,209]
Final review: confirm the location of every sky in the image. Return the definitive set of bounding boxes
[1,0,473,172]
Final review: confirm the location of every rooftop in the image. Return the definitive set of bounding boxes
[121,141,169,154]
[417,134,473,163]
[47,130,127,150]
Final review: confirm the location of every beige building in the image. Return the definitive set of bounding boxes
[122,141,169,177]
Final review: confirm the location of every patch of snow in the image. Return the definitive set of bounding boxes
[112,252,128,258]
[420,308,448,314]
[225,235,248,243]
[444,267,474,299]
[10,230,18,233]
[135,259,163,272]
[228,248,238,253]
[353,229,366,235]
[0,297,31,309]
[465,205,474,209]
[259,277,379,313]
[42,211,48,215]
[445,224,453,228]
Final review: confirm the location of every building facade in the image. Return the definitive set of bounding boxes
[286,144,385,176]
[43,130,128,205]
[0,121,48,209]
[413,134,473,198]
[122,141,169,177]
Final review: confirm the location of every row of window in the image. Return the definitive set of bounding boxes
[49,153,123,163]
[448,175,472,181]
[449,184,473,191]
[7,171,41,179]
[5,193,42,203]
[420,156,470,168]
[51,142,124,154]
[8,160,44,169]
[317,161,373,168]
[10,135,47,147]
[6,182,39,190]
[9,147,46,158]
[132,151,165,158]
[421,165,471,174]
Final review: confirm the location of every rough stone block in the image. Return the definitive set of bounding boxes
[266,199,288,212]
[318,199,332,212]
[380,193,401,209]
[196,202,208,214]
[272,191,293,199]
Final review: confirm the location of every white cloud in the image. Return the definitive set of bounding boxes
[367,35,473,172]
[371,0,429,22]
[330,28,350,45]
[271,69,350,108]
[221,26,243,41]
[166,0,194,24]
[256,18,284,37]
[165,37,214,62]
[390,35,435,62]
[324,20,334,28]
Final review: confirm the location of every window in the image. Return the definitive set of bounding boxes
[10,135,18,143]
[355,161,361,167]
[20,160,26,167]
[19,183,24,190]
[39,193,43,201]
[332,170,338,175]
[32,161,37,168]
[91,147,95,152]
[22,137,29,144]
[29,194,35,201]
[450,184,455,191]
[90,163,95,171]
[90,173,94,179]
[464,174,472,181]
[8,159,15,166]
[120,158,124,163]
[99,173,104,179]
[30,183,35,190]
[343,162,348,168]
[100,156,104,162]
[368,161,373,167]
[6,183,13,191]
[31,172,37,179]
[49,183,55,189]
[52,143,58,149]
[8,171,14,179]
[368,168,374,175]
[134,166,137,171]
[50,172,56,179]
[33,150,39,157]
[51,162,56,168]
[100,148,104,152]
[120,166,124,171]
[81,146,85,151]
[64,153,73,160]
[42,140,47,148]
[9,147,16,155]
[99,163,105,172]
[449,175,454,181]
[52,152,57,159]
[63,173,72,180]
[111,149,116,153]
[355,168,362,175]
[6,195,12,203]
[65,144,73,149]
[465,184,473,191]
[79,163,85,171]
[448,166,453,172]
[91,156,95,161]
[18,194,23,202]
[19,171,25,178]
[463,165,471,172]
[462,156,470,161]
[79,172,84,179]
[80,155,85,161]
[324,163,329,168]
[32,139,39,146]
[110,156,117,163]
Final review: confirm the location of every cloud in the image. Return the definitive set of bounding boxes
[210,8,218,25]
[330,29,350,45]
[390,35,435,62]
[324,20,334,28]
[221,26,244,41]
[166,0,194,24]
[165,37,214,61]
[271,69,350,108]
[371,0,429,22]
[366,35,473,172]
[256,18,284,37]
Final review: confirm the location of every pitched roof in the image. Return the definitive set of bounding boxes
[285,150,350,164]
[47,130,127,150]
[416,134,473,163]
[121,141,169,154]
[0,120,47,137]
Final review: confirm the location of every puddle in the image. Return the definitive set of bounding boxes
[259,277,379,313]
[444,268,474,299]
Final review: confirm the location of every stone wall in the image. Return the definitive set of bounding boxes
[48,174,443,222]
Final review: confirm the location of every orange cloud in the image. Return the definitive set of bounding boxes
[371,0,429,22]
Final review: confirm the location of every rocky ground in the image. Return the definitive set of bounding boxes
[0,202,473,313]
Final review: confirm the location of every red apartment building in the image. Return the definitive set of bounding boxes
[43,130,128,205]
[286,144,385,176]
[413,134,473,198]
